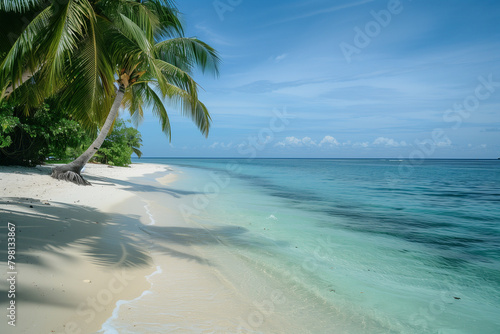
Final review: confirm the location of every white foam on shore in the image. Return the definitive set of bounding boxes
[99,202,162,332]
[144,202,155,225]
[145,265,163,283]
[98,290,153,334]
[98,266,162,333]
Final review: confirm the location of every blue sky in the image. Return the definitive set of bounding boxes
[133,0,500,158]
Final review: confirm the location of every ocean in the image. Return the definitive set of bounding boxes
[101,158,500,333]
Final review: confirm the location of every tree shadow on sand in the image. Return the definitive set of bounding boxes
[0,195,285,311]
[0,197,153,308]
[83,172,199,198]
[0,197,151,269]
[137,224,290,268]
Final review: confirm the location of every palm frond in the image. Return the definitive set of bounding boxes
[115,13,152,57]
[118,0,158,42]
[151,81,211,137]
[0,5,52,94]
[132,146,143,158]
[150,58,199,106]
[105,28,144,69]
[58,15,115,130]
[41,0,95,87]
[143,0,183,40]
[0,2,49,55]
[1,0,95,99]
[123,82,146,127]
[155,37,220,76]
[0,0,45,12]
[7,70,53,114]
[131,82,172,140]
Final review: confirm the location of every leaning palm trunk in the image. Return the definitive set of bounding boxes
[2,70,37,100]
[51,89,125,185]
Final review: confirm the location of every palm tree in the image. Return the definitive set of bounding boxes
[1,0,219,185]
[1,0,115,118]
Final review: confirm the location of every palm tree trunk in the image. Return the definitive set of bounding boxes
[1,70,38,100]
[51,89,125,185]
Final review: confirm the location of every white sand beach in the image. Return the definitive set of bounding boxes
[0,163,170,333]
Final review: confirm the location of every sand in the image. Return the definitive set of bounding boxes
[0,163,169,334]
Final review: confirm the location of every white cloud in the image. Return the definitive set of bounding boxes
[194,24,231,46]
[273,135,415,150]
[415,138,451,148]
[436,140,452,148]
[267,0,375,26]
[319,135,340,147]
[275,135,343,148]
[285,136,302,146]
[275,136,317,147]
[261,136,273,145]
[274,53,288,63]
[302,136,317,146]
[210,142,233,149]
[353,141,370,148]
[373,137,407,147]
[275,136,301,147]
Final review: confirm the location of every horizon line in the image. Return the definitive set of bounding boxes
[133,157,500,160]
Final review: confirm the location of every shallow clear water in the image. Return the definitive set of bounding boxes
[104,158,500,333]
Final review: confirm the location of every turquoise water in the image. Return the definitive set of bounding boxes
[127,158,500,333]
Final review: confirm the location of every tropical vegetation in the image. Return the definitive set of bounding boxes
[0,100,142,167]
[92,118,142,167]
[0,0,219,184]
[0,99,87,166]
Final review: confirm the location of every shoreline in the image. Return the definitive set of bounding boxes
[91,161,347,333]
[0,163,171,333]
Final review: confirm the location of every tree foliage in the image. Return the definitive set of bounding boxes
[92,118,142,167]
[0,100,87,166]
[0,0,219,137]
[1,1,218,183]
[0,101,142,167]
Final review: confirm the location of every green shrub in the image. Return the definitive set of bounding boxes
[91,119,142,167]
[0,100,142,167]
[0,101,89,166]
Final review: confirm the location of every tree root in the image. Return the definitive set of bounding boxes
[51,168,91,186]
